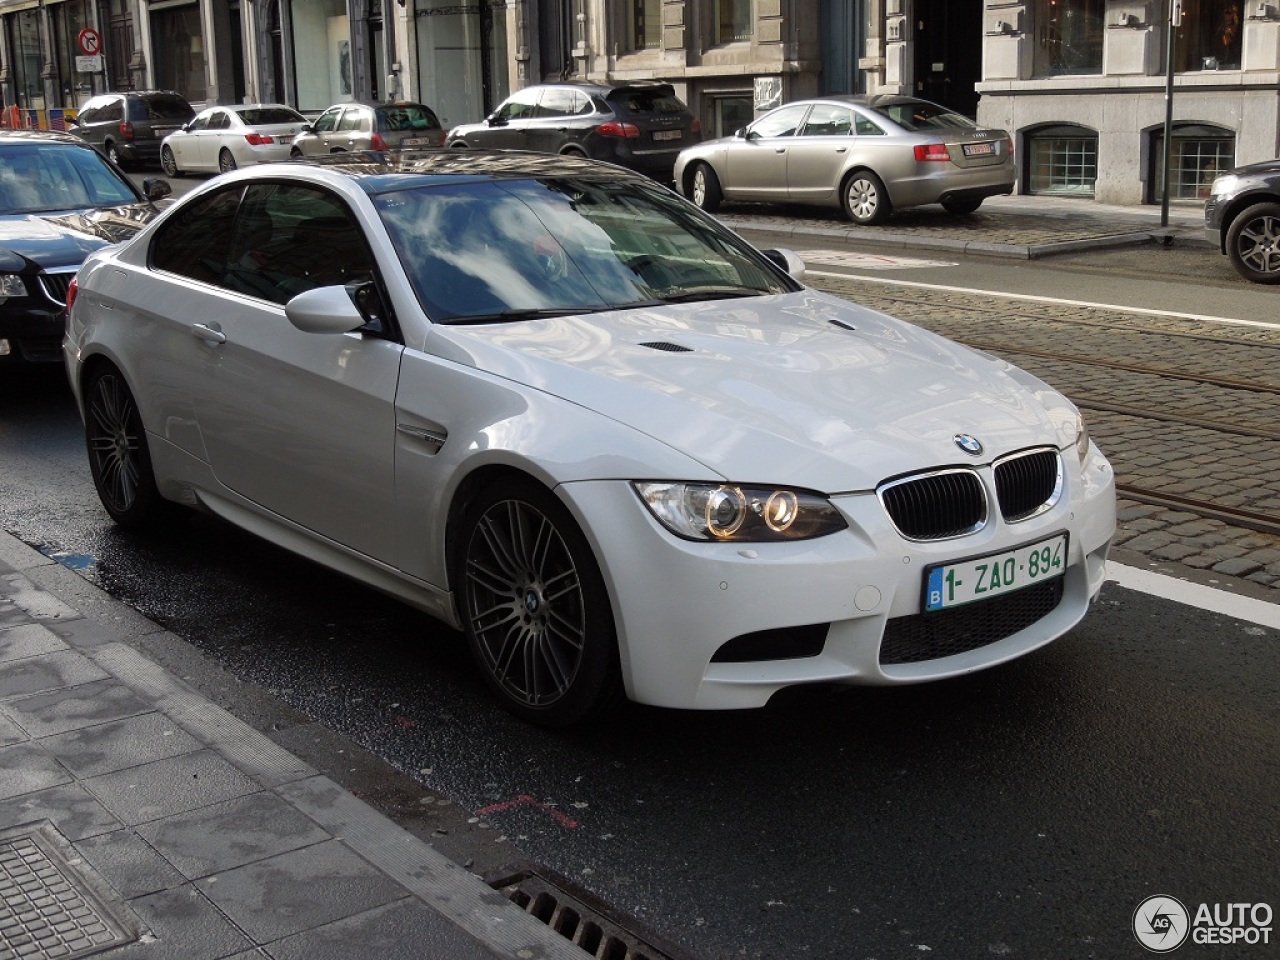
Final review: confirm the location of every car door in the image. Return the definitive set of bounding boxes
[297,107,342,156]
[170,110,208,170]
[330,106,369,151]
[200,109,233,169]
[150,180,402,562]
[525,87,576,154]
[477,89,540,149]
[786,103,855,202]
[723,103,810,201]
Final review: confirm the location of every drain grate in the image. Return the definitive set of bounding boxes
[486,863,697,960]
[0,821,140,960]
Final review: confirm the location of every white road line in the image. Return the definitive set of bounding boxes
[804,270,1280,332]
[1107,562,1280,630]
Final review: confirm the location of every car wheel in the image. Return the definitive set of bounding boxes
[105,141,126,170]
[448,140,470,149]
[85,366,168,528]
[160,146,182,177]
[690,162,722,212]
[456,478,623,727]
[942,197,983,215]
[290,147,304,159]
[218,148,238,174]
[842,170,891,225]
[1225,201,1280,284]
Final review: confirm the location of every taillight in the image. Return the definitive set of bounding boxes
[691,117,702,135]
[119,121,134,140]
[597,121,640,140]
[65,278,78,314]
[244,132,275,146]
[370,132,389,150]
[1006,136,1015,158]
[913,143,950,162]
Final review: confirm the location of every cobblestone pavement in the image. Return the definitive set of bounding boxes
[807,273,1280,591]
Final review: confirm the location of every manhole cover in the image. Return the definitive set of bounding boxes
[0,821,140,960]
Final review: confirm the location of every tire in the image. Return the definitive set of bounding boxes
[218,148,238,174]
[290,147,304,159]
[160,145,182,177]
[448,140,470,149]
[105,141,126,170]
[84,366,168,528]
[842,169,891,225]
[456,478,623,727]
[690,162,722,212]
[942,197,983,215]
[1225,201,1280,285]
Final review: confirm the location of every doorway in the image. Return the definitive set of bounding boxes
[912,0,982,117]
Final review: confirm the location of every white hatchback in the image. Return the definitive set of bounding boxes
[63,153,1114,726]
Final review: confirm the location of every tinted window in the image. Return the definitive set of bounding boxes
[854,113,885,136]
[873,99,976,132]
[130,95,194,122]
[99,99,124,123]
[608,89,687,117]
[0,144,140,214]
[151,185,242,285]
[222,183,373,305]
[377,104,440,131]
[208,111,232,130]
[496,89,540,122]
[239,107,306,125]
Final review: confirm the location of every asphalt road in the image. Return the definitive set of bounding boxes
[4,238,1277,959]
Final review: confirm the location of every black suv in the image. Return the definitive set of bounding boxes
[446,81,700,182]
[68,90,195,169]
[1204,158,1280,284]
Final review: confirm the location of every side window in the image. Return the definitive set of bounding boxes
[497,89,540,122]
[337,108,364,132]
[854,113,886,136]
[208,111,231,130]
[222,183,375,306]
[100,99,123,123]
[188,113,211,132]
[799,105,853,137]
[748,104,810,140]
[537,88,576,118]
[312,108,341,133]
[151,185,242,285]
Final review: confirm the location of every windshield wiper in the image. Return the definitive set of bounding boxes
[444,307,591,325]
[657,286,763,304]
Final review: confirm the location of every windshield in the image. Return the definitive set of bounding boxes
[0,143,140,214]
[872,99,976,131]
[375,177,795,324]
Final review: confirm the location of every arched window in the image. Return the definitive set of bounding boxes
[1149,123,1235,202]
[1025,124,1098,197]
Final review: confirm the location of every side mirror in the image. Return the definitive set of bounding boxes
[735,127,748,139]
[285,285,365,334]
[142,177,172,201]
[760,248,805,282]
[299,122,313,134]
[487,114,504,127]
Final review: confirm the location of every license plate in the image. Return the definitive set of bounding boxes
[401,138,428,146]
[924,533,1067,612]
[652,129,683,142]
[962,141,996,157]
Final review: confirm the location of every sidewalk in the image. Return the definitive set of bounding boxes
[0,531,590,960]
[716,192,1210,259]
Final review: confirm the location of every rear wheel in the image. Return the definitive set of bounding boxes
[84,366,168,528]
[456,478,622,727]
[105,141,126,169]
[942,197,983,215]
[160,145,182,177]
[690,162,722,212]
[218,148,237,173]
[1225,201,1280,284]
[842,170,891,225]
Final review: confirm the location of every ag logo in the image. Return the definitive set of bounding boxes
[1134,895,1190,952]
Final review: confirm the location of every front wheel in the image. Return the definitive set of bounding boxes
[690,162,723,212]
[456,479,622,726]
[218,148,238,174]
[1225,201,1280,284]
[85,366,168,527]
[942,197,983,215]
[842,170,891,225]
[160,146,182,177]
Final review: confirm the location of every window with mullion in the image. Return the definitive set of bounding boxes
[715,0,752,44]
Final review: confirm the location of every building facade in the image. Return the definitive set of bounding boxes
[1,0,1276,206]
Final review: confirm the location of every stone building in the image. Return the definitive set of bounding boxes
[1,1,1276,206]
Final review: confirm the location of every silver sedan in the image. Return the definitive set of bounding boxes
[674,95,1015,225]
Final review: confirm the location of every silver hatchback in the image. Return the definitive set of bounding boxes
[674,95,1015,225]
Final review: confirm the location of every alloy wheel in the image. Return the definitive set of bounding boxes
[87,372,143,515]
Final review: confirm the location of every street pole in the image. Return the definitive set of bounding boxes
[1160,0,1182,227]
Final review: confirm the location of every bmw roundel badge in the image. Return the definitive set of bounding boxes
[954,433,984,456]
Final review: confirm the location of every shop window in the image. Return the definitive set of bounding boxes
[1032,0,1104,76]
[150,3,206,102]
[715,0,752,44]
[8,9,45,110]
[629,0,661,51]
[1174,0,1242,71]
[1026,126,1098,197]
[1151,126,1234,202]
[707,94,754,138]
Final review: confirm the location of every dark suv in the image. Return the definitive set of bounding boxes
[446,81,700,182]
[1204,158,1280,284]
[68,91,195,169]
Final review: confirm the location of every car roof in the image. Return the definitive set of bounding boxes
[0,129,91,147]
[261,149,655,193]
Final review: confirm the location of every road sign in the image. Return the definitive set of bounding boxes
[76,27,102,57]
[75,55,103,73]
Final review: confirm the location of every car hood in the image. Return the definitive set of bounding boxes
[1228,158,1280,178]
[0,204,155,271]
[431,291,1081,491]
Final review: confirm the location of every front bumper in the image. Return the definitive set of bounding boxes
[561,443,1115,710]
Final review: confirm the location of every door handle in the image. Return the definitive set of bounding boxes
[775,147,786,154]
[191,322,226,344]
[836,146,847,153]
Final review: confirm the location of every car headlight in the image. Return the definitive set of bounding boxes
[1209,174,1239,198]
[0,274,29,303]
[633,482,847,542]
[1074,413,1091,464]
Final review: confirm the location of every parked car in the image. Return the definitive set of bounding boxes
[289,101,444,157]
[446,81,700,182]
[64,151,1114,726]
[0,130,167,364]
[1204,158,1280,284]
[161,103,307,176]
[67,90,195,170]
[674,95,1015,225]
